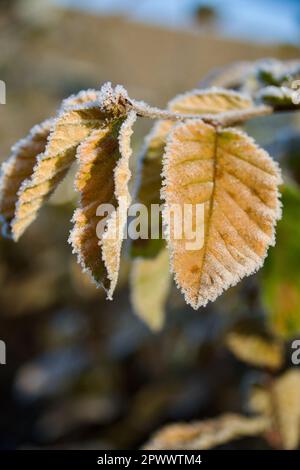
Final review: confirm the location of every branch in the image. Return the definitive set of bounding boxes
[129,99,273,127]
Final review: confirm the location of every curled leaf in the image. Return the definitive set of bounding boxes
[5,84,128,241]
[11,106,109,241]
[0,89,100,239]
[131,247,171,331]
[162,120,282,309]
[70,111,136,298]
[69,119,124,292]
[144,413,269,450]
[102,111,137,298]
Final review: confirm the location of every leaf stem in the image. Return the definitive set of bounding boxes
[129,99,273,126]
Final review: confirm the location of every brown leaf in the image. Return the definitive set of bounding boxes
[133,89,253,258]
[162,120,282,309]
[102,111,137,298]
[6,84,127,241]
[0,89,101,240]
[11,106,108,240]
[0,119,53,237]
[70,111,136,298]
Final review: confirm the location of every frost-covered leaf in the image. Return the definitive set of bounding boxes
[101,111,137,298]
[131,247,171,331]
[144,413,269,450]
[11,107,108,241]
[69,119,124,292]
[7,84,128,241]
[70,111,136,298]
[62,89,100,108]
[133,90,253,258]
[167,88,253,115]
[162,120,282,309]
[257,86,300,109]
[262,185,300,338]
[0,89,100,239]
[226,329,283,370]
[0,119,52,237]
[257,60,300,87]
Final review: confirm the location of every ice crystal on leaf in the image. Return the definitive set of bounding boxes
[0,81,283,312]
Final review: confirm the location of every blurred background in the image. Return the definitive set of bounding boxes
[0,0,299,450]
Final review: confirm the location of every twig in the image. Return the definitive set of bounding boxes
[129,99,273,127]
